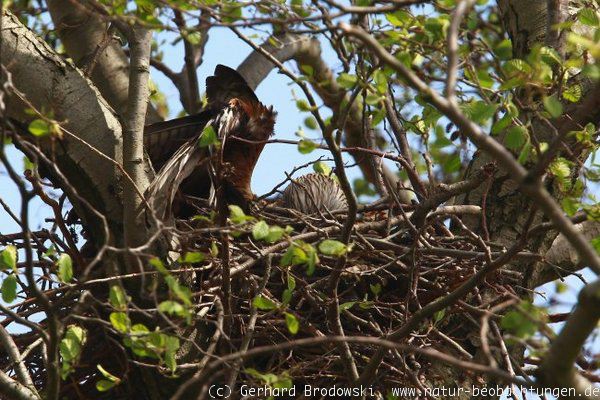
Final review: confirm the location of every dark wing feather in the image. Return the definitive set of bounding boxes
[144,111,213,170]
[145,64,267,220]
[147,140,207,220]
[206,64,258,110]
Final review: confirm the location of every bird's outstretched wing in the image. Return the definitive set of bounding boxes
[145,65,275,220]
[144,111,213,170]
[143,64,259,170]
[145,135,209,220]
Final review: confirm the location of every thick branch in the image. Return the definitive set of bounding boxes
[1,9,126,240]
[537,279,600,399]
[534,220,600,287]
[0,325,35,393]
[0,370,39,400]
[122,25,154,247]
[237,33,315,90]
[47,0,162,123]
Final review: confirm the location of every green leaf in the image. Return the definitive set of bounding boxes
[433,309,446,323]
[60,325,86,364]
[462,101,497,124]
[165,276,192,306]
[505,126,528,150]
[339,301,356,312]
[555,281,568,294]
[264,225,285,243]
[501,302,546,339]
[184,31,202,45]
[0,246,17,271]
[191,214,214,224]
[491,114,513,135]
[424,16,449,40]
[158,300,188,320]
[287,275,296,291]
[300,64,314,76]
[57,253,73,283]
[494,39,513,60]
[96,380,117,392]
[318,239,348,257]
[149,257,168,274]
[252,220,270,240]
[578,8,599,27]
[43,245,57,258]
[281,241,319,275]
[23,156,36,173]
[353,178,377,197]
[313,161,332,175]
[359,300,374,310]
[503,59,531,76]
[365,92,383,106]
[370,283,382,296]
[543,95,563,118]
[282,288,293,305]
[131,323,150,334]
[252,295,278,310]
[296,99,312,112]
[549,157,571,179]
[373,70,388,94]
[222,0,243,23]
[284,312,299,335]
[281,246,307,267]
[298,139,317,154]
[562,197,579,216]
[539,46,562,66]
[385,12,403,26]
[583,65,600,80]
[198,125,218,147]
[500,76,525,90]
[443,154,462,174]
[60,327,86,378]
[517,141,533,164]
[164,335,180,373]
[304,116,317,130]
[28,119,51,137]
[562,84,582,103]
[96,364,121,384]
[109,285,128,311]
[306,246,318,276]
[210,241,219,257]
[179,252,205,264]
[282,273,296,304]
[336,73,358,89]
[110,312,131,333]
[228,205,254,224]
[592,237,600,254]
[1,275,17,303]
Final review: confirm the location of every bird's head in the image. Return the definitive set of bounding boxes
[224,98,276,141]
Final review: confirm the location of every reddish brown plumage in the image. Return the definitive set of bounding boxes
[144,65,276,217]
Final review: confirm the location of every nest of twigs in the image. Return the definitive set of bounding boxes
[0,196,525,399]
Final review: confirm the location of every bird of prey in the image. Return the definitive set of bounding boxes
[144,65,276,218]
[281,173,347,215]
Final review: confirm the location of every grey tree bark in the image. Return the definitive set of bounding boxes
[46,0,163,124]
[1,9,125,243]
